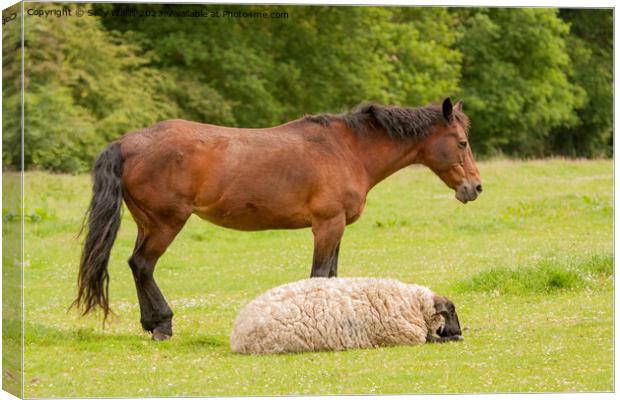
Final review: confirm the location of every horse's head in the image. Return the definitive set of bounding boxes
[418,98,482,203]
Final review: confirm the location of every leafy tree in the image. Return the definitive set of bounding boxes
[8,4,179,172]
[98,4,461,125]
[2,5,614,172]
[2,3,23,170]
[455,8,585,157]
[547,9,613,157]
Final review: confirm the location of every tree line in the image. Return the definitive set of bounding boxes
[2,5,612,173]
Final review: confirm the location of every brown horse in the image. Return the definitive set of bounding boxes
[74,97,481,340]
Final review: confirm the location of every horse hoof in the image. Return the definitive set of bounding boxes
[152,329,172,341]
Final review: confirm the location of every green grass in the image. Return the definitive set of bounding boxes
[455,254,613,295]
[5,158,613,397]
[3,171,23,397]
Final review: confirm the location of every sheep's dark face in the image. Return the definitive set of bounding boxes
[433,296,462,338]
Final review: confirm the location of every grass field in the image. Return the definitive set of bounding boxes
[3,159,614,397]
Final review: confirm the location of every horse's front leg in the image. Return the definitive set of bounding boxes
[328,243,340,277]
[310,214,345,278]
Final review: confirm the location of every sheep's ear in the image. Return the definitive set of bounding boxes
[433,295,449,315]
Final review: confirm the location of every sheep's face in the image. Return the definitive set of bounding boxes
[433,295,462,338]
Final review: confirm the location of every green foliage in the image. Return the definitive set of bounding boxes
[2,6,613,172]
[455,8,586,157]
[2,4,23,171]
[4,5,180,172]
[547,9,613,157]
[99,5,461,125]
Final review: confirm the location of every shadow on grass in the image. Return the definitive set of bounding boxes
[25,320,232,353]
[25,322,144,346]
[179,334,228,349]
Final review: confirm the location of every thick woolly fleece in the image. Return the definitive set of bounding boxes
[230,277,445,354]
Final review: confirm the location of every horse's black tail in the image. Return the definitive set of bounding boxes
[72,142,124,322]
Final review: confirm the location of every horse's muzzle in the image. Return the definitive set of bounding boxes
[455,182,482,203]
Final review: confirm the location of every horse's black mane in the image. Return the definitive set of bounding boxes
[302,102,469,140]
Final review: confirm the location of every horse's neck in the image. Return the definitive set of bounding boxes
[344,127,421,190]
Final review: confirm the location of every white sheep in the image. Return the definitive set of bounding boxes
[230,277,463,354]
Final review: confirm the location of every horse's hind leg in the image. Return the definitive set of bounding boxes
[129,218,188,341]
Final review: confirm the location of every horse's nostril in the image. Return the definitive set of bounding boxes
[475,184,483,193]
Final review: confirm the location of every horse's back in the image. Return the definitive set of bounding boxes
[118,118,367,231]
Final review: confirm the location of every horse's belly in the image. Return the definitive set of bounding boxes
[193,202,312,231]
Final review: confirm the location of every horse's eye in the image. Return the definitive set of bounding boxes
[458,140,468,149]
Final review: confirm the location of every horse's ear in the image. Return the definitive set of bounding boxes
[442,98,454,122]
[454,100,463,112]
